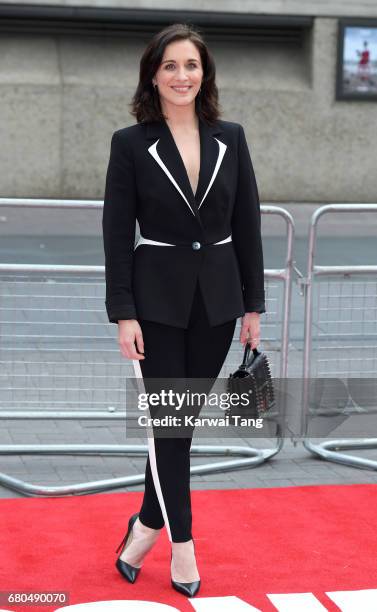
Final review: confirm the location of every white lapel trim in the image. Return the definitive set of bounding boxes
[198,137,227,208]
[148,136,227,214]
[147,139,196,217]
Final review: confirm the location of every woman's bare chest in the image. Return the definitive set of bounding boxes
[171,130,201,197]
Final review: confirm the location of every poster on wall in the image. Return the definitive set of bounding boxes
[336,19,377,100]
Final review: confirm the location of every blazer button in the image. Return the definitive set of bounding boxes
[192,241,201,250]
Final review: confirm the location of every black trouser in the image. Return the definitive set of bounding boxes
[137,281,237,543]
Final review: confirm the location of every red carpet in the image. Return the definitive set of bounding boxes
[1,484,377,611]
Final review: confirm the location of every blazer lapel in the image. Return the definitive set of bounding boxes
[196,118,227,209]
[145,117,227,223]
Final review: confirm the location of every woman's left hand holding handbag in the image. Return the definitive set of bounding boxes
[239,312,261,350]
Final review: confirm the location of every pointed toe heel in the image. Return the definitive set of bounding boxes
[171,578,201,597]
[170,540,201,598]
[115,512,141,583]
[115,557,141,583]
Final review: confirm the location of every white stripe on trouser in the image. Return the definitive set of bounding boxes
[135,233,232,248]
[132,358,173,542]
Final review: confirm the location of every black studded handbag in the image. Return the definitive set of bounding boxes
[226,342,275,418]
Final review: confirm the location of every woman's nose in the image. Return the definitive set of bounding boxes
[177,67,189,80]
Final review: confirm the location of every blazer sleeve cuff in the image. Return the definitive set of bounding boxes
[243,297,266,314]
[105,300,138,324]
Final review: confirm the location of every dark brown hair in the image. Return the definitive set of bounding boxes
[129,23,221,125]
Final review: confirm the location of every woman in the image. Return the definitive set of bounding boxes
[102,23,266,598]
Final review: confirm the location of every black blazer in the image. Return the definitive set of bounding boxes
[102,116,266,328]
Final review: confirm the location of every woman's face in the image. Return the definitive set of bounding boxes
[152,39,203,111]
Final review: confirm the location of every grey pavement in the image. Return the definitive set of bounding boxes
[1,421,377,499]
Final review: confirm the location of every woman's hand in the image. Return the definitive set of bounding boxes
[239,312,261,350]
[118,319,145,360]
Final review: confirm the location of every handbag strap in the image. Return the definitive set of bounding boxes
[240,341,260,369]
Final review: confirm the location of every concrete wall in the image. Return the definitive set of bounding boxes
[1,0,377,18]
[0,5,376,202]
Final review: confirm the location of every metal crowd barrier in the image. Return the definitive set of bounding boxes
[0,199,293,496]
[301,204,377,468]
